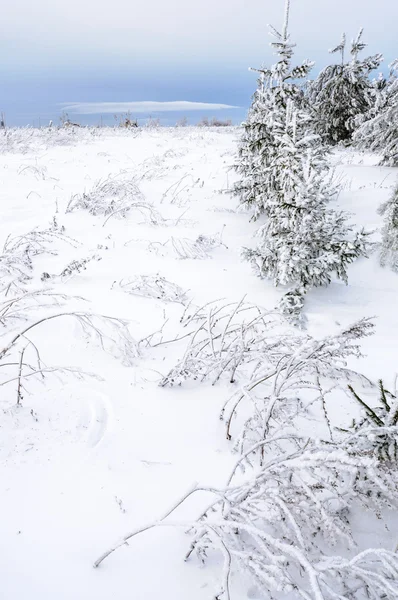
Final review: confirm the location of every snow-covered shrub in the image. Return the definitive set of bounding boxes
[95,300,397,599]
[198,117,232,127]
[126,230,226,260]
[145,117,161,128]
[309,30,383,145]
[119,275,189,305]
[379,184,398,271]
[176,116,189,127]
[179,437,398,600]
[96,378,398,600]
[160,300,374,446]
[159,299,284,387]
[354,59,398,165]
[171,229,227,259]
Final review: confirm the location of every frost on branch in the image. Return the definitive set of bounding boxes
[96,425,398,599]
[222,318,375,452]
[159,299,284,387]
[159,297,372,391]
[347,378,398,462]
[183,435,398,600]
[159,298,374,449]
[95,293,397,598]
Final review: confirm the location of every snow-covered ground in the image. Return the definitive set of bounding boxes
[0,126,397,599]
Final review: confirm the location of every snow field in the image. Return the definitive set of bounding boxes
[0,126,397,599]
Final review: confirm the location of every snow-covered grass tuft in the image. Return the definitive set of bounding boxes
[0,222,80,293]
[0,287,138,407]
[118,274,189,305]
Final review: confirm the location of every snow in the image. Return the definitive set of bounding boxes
[0,126,397,599]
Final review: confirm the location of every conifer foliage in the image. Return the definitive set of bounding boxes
[379,184,398,271]
[232,0,314,219]
[309,30,383,145]
[354,60,398,166]
[234,1,368,323]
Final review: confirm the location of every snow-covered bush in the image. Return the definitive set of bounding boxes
[379,184,398,271]
[179,437,398,600]
[96,337,398,600]
[309,30,383,145]
[159,299,374,447]
[0,126,103,154]
[159,299,284,387]
[95,296,397,600]
[197,117,232,127]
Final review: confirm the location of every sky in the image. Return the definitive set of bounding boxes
[1,0,397,126]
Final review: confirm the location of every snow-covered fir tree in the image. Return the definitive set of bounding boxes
[233,0,314,219]
[234,2,368,323]
[309,30,383,145]
[354,59,398,165]
[242,102,368,323]
[379,184,398,271]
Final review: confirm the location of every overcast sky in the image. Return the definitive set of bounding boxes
[2,0,397,124]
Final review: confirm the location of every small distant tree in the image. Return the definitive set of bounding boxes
[379,184,398,271]
[309,30,383,145]
[354,59,398,165]
[176,116,188,127]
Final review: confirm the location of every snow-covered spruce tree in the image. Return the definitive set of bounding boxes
[242,102,368,324]
[379,184,398,271]
[354,60,398,165]
[309,30,383,145]
[233,3,368,323]
[233,0,314,219]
